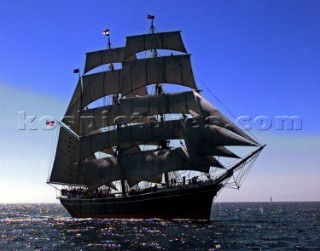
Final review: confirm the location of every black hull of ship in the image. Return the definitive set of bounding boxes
[60,182,223,220]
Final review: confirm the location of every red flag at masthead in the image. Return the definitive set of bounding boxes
[102,29,110,36]
[147,15,155,20]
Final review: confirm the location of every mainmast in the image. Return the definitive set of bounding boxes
[103,29,118,104]
[148,15,170,186]
[103,28,126,196]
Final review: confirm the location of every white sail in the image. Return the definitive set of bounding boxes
[80,156,122,191]
[61,80,82,134]
[79,91,198,134]
[198,145,239,158]
[194,91,258,144]
[80,120,181,159]
[48,27,261,191]
[49,81,83,184]
[48,127,83,185]
[80,147,221,191]
[81,70,122,107]
[81,55,196,108]
[79,90,258,146]
[80,119,252,160]
[84,47,136,74]
[124,31,187,59]
[122,55,196,96]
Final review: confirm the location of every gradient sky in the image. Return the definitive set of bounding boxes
[0,0,319,203]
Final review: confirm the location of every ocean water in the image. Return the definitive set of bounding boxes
[0,202,319,250]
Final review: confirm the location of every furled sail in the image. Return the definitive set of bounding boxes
[124,31,187,59]
[80,147,221,191]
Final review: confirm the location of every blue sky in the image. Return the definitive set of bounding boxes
[0,0,319,202]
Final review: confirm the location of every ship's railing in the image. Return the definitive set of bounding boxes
[60,177,217,199]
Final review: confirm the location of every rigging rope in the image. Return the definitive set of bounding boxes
[225,151,261,189]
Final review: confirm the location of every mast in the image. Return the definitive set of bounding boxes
[103,28,125,196]
[103,29,118,104]
[148,15,170,186]
[148,15,160,91]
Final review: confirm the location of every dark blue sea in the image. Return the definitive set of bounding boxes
[0,202,319,250]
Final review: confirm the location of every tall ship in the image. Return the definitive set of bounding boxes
[47,17,265,220]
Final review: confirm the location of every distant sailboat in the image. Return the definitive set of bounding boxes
[270,197,273,203]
